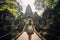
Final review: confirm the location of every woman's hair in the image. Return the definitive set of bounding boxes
[25,19,34,25]
[28,19,34,25]
[29,19,32,25]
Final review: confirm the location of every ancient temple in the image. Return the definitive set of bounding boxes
[24,5,33,19]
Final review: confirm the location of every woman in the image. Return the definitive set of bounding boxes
[24,19,35,40]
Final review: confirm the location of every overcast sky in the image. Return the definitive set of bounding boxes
[17,0,36,13]
[17,0,44,15]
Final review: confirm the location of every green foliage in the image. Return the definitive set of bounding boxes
[0,0,23,39]
[0,0,22,19]
[0,5,7,11]
[34,0,59,10]
[5,0,19,8]
[40,2,60,40]
[46,0,57,8]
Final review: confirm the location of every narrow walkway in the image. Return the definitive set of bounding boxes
[16,32,41,40]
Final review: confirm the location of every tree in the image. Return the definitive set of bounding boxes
[0,0,22,39]
[41,1,60,40]
[34,0,60,40]
[34,0,59,11]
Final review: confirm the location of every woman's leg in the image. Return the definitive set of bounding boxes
[28,34,31,40]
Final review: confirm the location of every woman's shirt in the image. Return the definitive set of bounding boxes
[27,25,33,33]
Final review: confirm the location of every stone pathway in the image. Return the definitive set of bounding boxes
[17,32,41,40]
